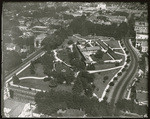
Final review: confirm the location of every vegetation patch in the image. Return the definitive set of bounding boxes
[104,41,120,48]
[93,68,121,98]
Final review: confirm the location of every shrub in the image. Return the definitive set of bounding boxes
[126,59,131,63]
[49,79,57,87]
[122,68,126,72]
[118,72,122,76]
[103,96,108,101]
[103,76,109,80]
[106,89,110,92]
[114,77,118,80]
[125,64,128,68]
[109,82,114,86]
[126,51,129,54]
[43,77,51,82]
[127,55,130,59]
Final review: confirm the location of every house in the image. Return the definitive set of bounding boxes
[134,21,148,34]
[135,34,148,50]
[4,99,27,117]
[5,43,16,51]
[141,41,148,53]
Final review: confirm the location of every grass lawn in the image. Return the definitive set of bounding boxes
[91,53,112,62]
[113,49,124,54]
[94,63,116,70]
[102,53,113,60]
[136,92,148,102]
[93,68,121,98]
[57,49,71,65]
[104,41,120,48]
[136,77,148,91]
[17,63,46,78]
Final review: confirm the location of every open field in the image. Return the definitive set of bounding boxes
[104,40,120,48]
[93,68,121,98]
[17,63,46,78]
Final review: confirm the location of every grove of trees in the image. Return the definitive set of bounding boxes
[35,90,113,117]
[3,51,22,71]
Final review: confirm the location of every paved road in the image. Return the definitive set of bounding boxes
[109,33,139,115]
[4,48,46,83]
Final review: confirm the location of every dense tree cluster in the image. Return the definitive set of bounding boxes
[3,51,22,71]
[35,90,113,117]
[72,70,95,97]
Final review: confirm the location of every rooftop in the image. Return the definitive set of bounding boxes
[4,99,27,117]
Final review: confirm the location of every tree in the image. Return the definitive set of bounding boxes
[65,73,74,85]
[43,77,51,82]
[79,77,88,90]
[118,72,122,76]
[109,82,114,86]
[11,26,23,39]
[103,76,109,81]
[114,77,118,80]
[56,72,66,84]
[78,70,95,83]
[85,85,93,97]
[70,58,85,70]
[49,79,57,87]
[72,79,83,95]
[13,75,20,84]
[94,49,104,59]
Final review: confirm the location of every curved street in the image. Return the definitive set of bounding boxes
[109,32,139,115]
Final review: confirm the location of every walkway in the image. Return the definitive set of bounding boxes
[88,65,123,74]
[19,76,48,80]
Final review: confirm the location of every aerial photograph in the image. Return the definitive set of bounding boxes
[2,1,148,118]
